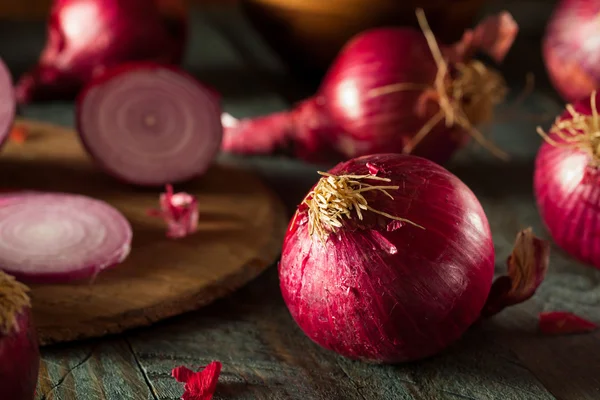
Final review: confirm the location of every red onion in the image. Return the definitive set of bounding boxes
[0,58,16,147]
[0,192,132,283]
[222,10,518,165]
[535,90,600,269]
[0,271,39,400]
[15,0,188,104]
[279,153,549,363]
[542,0,600,103]
[77,63,222,187]
[147,185,199,239]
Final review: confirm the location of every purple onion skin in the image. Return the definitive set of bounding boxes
[534,92,600,269]
[543,0,600,103]
[0,310,40,400]
[318,28,469,165]
[279,153,495,363]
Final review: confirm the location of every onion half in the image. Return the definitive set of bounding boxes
[0,193,132,283]
[0,271,39,400]
[77,63,223,187]
[535,91,600,269]
[0,58,16,147]
[280,153,549,363]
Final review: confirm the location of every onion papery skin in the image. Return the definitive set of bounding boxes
[0,193,132,283]
[0,58,16,148]
[76,62,223,187]
[542,0,600,103]
[279,153,495,363]
[15,0,188,104]
[0,310,39,400]
[534,93,600,269]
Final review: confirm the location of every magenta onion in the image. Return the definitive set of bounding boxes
[280,153,549,363]
[0,58,16,147]
[535,91,600,269]
[222,11,518,165]
[15,0,187,104]
[77,63,222,186]
[0,271,39,400]
[542,0,600,103]
[0,192,132,283]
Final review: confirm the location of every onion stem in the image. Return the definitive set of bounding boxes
[302,171,424,241]
[0,271,30,335]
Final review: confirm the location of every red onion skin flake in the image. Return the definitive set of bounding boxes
[172,361,222,400]
[148,185,199,239]
[534,91,600,270]
[221,11,517,165]
[0,272,40,400]
[76,62,223,187]
[539,311,598,335]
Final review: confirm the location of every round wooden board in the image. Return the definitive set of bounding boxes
[0,119,288,346]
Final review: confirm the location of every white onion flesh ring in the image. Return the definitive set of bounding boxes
[77,63,223,186]
[0,58,16,146]
[0,193,132,283]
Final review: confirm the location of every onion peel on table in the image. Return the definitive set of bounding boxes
[172,361,222,400]
[538,311,598,335]
[148,185,199,239]
[481,228,550,318]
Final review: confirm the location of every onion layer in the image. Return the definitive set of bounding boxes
[279,153,495,363]
[535,91,600,269]
[77,63,223,186]
[222,11,518,165]
[0,58,16,147]
[15,0,188,104]
[0,271,39,400]
[0,192,132,283]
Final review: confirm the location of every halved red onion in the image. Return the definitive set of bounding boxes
[0,58,16,147]
[76,62,223,186]
[0,193,132,283]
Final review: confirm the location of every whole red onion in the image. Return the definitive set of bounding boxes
[0,271,40,399]
[535,91,600,269]
[543,0,600,103]
[222,11,518,165]
[15,0,188,104]
[280,153,549,363]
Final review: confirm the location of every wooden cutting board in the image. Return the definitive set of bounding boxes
[0,119,288,345]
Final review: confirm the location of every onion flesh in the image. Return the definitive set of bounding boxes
[0,58,16,148]
[0,192,132,283]
[222,11,518,165]
[15,0,188,104]
[280,153,549,363]
[0,271,39,400]
[77,63,223,187]
[535,91,600,269]
[542,0,600,103]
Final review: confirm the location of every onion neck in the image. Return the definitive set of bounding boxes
[0,271,31,336]
[300,171,423,241]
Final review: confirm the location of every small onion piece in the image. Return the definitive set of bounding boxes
[0,271,39,400]
[77,63,223,186]
[0,58,16,147]
[535,91,600,269]
[280,153,548,363]
[0,192,132,283]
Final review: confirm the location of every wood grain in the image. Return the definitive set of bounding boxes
[0,119,287,346]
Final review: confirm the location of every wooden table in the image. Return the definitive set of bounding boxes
[3,2,600,399]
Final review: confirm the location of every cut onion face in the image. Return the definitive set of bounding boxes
[0,58,16,147]
[0,193,132,283]
[77,63,223,186]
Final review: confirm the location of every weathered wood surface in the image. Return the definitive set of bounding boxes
[0,1,593,399]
